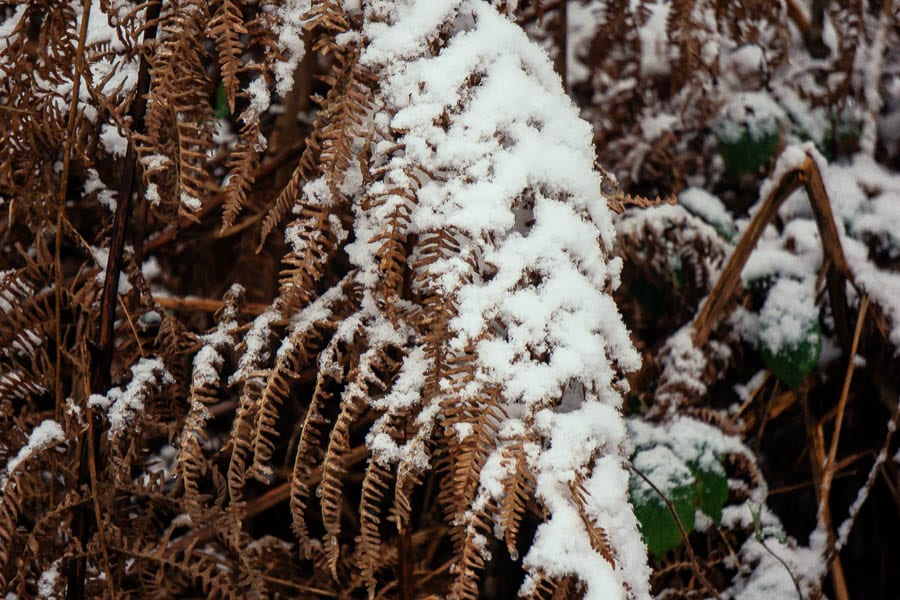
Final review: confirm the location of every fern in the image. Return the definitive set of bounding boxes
[1,1,897,598]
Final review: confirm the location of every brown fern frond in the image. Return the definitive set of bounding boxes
[357,459,394,598]
[247,318,329,482]
[568,479,616,568]
[259,54,372,245]
[289,331,354,553]
[519,573,576,600]
[438,385,503,528]
[220,115,262,231]
[177,287,243,517]
[209,0,247,114]
[498,441,535,559]
[248,275,359,483]
[365,183,417,307]
[138,0,215,216]
[321,342,402,577]
[449,507,494,600]
[278,206,345,311]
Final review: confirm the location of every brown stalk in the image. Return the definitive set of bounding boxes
[155,295,270,315]
[802,397,848,600]
[821,295,869,497]
[812,295,868,600]
[784,0,811,32]
[68,2,162,597]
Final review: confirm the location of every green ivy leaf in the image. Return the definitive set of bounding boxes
[715,120,781,177]
[629,430,731,556]
[761,320,821,390]
[629,447,698,557]
[690,461,728,525]
[630,476,697,557]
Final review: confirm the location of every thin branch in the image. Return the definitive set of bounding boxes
[758,538,805,600]
[155,294,270,315]
[819,295,869,513]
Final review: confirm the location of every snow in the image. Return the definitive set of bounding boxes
[83,168,118,212]
[90,246,133,293]
[640,112,677,143]
[367,346,432,468]
[192,345,224,389]
[629,416,753,493]
[716,92,786,144]
[728,44,764,77]
[638,1,671,77]
[274,0,312,98]
[99,123,129,158]
[679,187,735,238]
[1,420,64,491]
[742,144,900,349]
[232,308,280,384]
[246,77,272,122]
[0,6,26,61]
[89,357,174,437]
[728,534,825,600]
[566,2,600,86]
[757,278,818,355]
[6,0,891,596]
[180,192,202,212]
[37,560,62,599]
[756,143,813,204]
[630,445,694,502]
[655,325,711,404]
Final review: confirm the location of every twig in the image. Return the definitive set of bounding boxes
[768,471,857,497]
[831,396,900,553]
[754,380,779,453]
[628,463,721,600]
[119,295,146,358]
[819,296,869,517]
[155,294,270,315]
[759,538,805,600]
[258,575,341,597]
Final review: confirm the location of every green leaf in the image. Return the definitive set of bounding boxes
[629,447,698,557]
[761,320,821,390]
[630,476,697,557]
[690,461,728,525]
[715,119,781,177]
[214,83,230,119]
